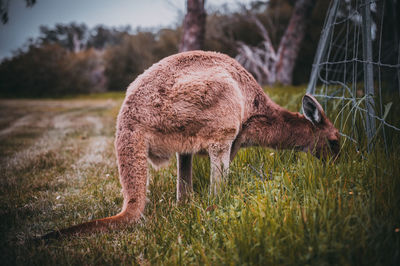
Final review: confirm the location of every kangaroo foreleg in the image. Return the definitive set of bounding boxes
[176,153,193,202]
[209,143,231,195]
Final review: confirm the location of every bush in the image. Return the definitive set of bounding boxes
[0,44,105,98]
[104,29,179,91]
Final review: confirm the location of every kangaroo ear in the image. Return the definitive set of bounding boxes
[302,94,325,125]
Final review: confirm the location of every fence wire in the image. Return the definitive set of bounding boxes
[307,0,400,153]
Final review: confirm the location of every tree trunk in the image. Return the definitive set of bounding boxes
[275,0,317,85]
[235,0,316,86]
[179,0,206,52]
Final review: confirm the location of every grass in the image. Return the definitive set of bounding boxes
[0,87,399,265]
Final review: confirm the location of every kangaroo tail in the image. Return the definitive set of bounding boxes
[40,211,132,240]
[40,128,148,240]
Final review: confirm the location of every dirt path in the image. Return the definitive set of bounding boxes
[0,99,120,183]
[0,97,124,249]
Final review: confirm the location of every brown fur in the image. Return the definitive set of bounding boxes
[42,51,339,239]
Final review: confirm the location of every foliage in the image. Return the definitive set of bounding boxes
[0,88,399,265]
[104,30,179,90]
[0,44,105,97]
[0,43,69,97]
[153,28,181,59]
[87,25,131,50]
[0,23,180,96]
[39,23,88,52]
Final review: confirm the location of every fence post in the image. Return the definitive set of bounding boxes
[306,0,340,94]
[361,0,376,151]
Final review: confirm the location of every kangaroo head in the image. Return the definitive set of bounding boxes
[302,94,340,160]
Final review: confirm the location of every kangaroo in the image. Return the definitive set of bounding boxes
[42,51,340,239]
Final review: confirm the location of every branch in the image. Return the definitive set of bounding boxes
[248,12,276,57]
[236,41,272,84]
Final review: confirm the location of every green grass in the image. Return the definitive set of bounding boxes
[0,88,399,265]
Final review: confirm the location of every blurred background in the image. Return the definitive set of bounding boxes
[0,0,332,97]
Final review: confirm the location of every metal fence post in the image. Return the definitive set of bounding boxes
[306,0,340,94]
[361,0,376,151]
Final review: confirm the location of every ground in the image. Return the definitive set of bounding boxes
[0,88,399,265]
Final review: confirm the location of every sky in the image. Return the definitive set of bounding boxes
[0,0,254,60]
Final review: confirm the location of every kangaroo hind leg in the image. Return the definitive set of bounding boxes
[115,129,148,221]
[208,143,231,195]
[41,129,148,239]
[176,153,193,202]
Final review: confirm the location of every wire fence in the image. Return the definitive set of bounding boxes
[307,0,400,153]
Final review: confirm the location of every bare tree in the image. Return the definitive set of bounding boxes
[236,0,317,85]
[179,0,206,52]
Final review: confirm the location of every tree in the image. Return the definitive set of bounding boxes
[179,0,206,52]
[153,28,180,59]
[39,23,88,53]
[87,25,131,50]
[235,0,318,85]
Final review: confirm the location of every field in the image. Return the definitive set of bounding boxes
[0,88,399,265]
